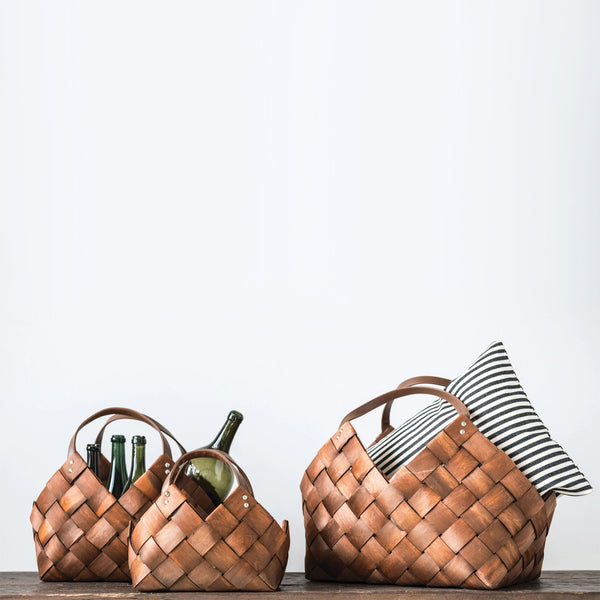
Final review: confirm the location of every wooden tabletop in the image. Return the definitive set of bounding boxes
[1,572,598,599]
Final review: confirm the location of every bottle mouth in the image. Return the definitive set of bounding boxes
[111,434,126,443]
[87,443,100,451]
[228,410,244,422]
[132,435,147,445]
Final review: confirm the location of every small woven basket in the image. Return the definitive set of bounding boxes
[128,448,290,592]
[301,384,556,589]
[30,407,186,582]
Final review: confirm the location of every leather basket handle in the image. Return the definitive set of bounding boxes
[380,375,452,434]
[68,407,176,458]
[340,384,468,429]
[164,448,254,497]
[95,414,186,456]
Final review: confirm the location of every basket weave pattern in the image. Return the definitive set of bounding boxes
[301,415,557,589]
[30,451,172,581]
[128,474,290,591]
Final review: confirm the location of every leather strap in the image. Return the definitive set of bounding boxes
[165,448,254,497]
[340,385,468,428]
[95,414,186,455]
[68,407,174,458]
[380,376,452,433]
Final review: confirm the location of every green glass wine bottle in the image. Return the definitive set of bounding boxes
[106,434,127,499]
[185,410,243,505]
[123,435,146,494]
[86,443,101,479]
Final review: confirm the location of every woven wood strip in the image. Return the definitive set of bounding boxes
[128,477,290,592]
[30,452,174,581]
[301,415,557,590]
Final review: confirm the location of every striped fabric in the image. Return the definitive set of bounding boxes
[367,341,592,497]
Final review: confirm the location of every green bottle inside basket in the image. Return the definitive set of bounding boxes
[185,410,243,506]
[86,443,101,479]
[106,434,127,499]
[123,435,147,494]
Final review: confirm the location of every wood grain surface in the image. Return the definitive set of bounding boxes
[1,571,598,599]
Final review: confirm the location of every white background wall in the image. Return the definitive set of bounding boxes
[1,1,598,574]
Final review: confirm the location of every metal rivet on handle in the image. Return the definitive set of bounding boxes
[244,503,249,508]
[165,462,171,468]
[165,469,170,474]
[68,468,72,473]
[461,421,467,427]
[164,491,170,497]
[69,459,74,465]
[459,429,466,435]
[242,495,248,500]
[164,500,169,505]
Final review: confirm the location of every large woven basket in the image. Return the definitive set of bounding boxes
[128,448,290,592]
[300,384,556,589]
[30,407,185,582]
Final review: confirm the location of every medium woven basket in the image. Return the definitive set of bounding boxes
[128,448,290,592]
[30,408,185,582]
[300,383,557,589]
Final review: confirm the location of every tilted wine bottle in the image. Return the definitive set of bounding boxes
[185,410,243,505]
[106,434,127,499]
[86,443,101,479]
[123,435,146,494]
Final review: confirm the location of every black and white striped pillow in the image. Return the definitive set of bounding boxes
[367,341,592,497]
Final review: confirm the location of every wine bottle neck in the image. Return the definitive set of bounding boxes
[131,443,146,470]
[87,447,100,472]
[207,416,242,452]
[110,440,126,468]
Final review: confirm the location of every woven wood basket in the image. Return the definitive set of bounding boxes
[128,447,290,592]
[30,408,186,582]
[300,383,557,590]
